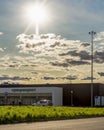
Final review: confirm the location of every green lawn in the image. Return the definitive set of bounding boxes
[0,106,104,124]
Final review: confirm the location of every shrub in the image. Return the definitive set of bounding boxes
[0,106,104,124]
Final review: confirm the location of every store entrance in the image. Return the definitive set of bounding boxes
[0,93,52,105]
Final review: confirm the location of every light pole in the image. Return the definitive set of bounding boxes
[70,90,73,106]
[89,31,96,107]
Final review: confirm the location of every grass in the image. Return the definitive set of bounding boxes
[0,106,104,124]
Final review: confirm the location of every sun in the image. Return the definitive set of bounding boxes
[26,3,48,23]
[24,3,49,35]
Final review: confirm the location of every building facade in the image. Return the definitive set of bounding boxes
[0,83,104,106]
[0,87,63,106]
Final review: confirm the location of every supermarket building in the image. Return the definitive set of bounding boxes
[0,83,104,106]
[0,86,62,106]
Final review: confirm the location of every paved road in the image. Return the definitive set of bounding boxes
[0,117,104,130]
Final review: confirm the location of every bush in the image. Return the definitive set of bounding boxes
[0,106,104,124]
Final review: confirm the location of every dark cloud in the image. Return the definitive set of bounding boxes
[0,63,37,68]
[79,51,90,60]
[9,64,19,68]
[80,42,90,47]
[42,76,55,80]
[31,72,38,74]
[66,59,90,66]
[42,75,77,81]
[82,77,96,80]
[50,41,61,48]
[59,50,91,61]
[69,50,90,60]
[65,75,77,80]
[94,51,104,63]
[65,50,104,64]
[0,75,31,81]
[59,50,77,56]
[59,49,104,64]
[50,58,90,67]
[98,72,104,76]
[56,75,77,80]
[50,61,69,67]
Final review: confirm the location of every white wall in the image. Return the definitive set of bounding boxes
[0,87,63,106]
[52,87,63,106]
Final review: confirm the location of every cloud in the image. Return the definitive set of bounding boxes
[94,51,104,63]
[16,33,81,53]
[0,75,31,81]
[0,55,39,69]
[55,75,78,80]
[16,33,104,68]
[0,32,3,35]
[42,76,55,80]
[50,59,90,67]
[50,61,69,67]
[98,72,104,76]
[42,75,77,81]
[60,50,90,60]
[66,59,90,66]
[14,32,104,82]
[65,75,77,80]
[80,42,90,47]
[82,77,96,80]
[94,32,104,41]
[0,48,4,52]
[16,33,89,63]
[0,41,5,52]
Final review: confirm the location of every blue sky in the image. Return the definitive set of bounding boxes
[0,0,104,84]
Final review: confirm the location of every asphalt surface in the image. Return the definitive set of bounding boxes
[0,117,104,130]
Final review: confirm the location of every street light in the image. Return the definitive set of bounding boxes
[70,90,73,106]
[89,31,96,107]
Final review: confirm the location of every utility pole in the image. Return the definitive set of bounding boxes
[89,31,96,107]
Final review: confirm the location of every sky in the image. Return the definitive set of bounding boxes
[0,0,104,84]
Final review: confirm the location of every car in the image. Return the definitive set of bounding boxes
[32,99,52,106]
[32,102,37,106]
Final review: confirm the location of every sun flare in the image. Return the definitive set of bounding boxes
[25,3,49,35]
[26,3,48,23]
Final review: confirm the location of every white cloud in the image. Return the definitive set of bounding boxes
[15,33,104,82]
[0,31,5,52]
[94,32,104,41]
[0,48,4,52]
[16,33,82,54]
[0,32,3,35]
[16,33,104,64]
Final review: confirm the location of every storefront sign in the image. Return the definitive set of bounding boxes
[12,89,36,93]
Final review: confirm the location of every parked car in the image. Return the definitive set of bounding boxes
[32,99,52,106]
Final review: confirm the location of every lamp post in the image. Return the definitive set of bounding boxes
[70,90,73,106]
[4,92,8,105]
[89,31,96,107]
